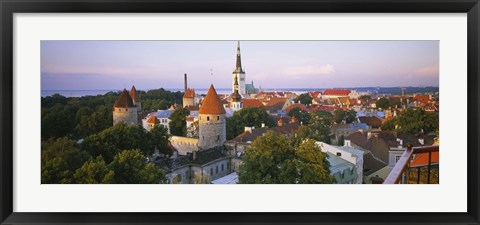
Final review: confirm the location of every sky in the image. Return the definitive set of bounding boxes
[41,41,439,90]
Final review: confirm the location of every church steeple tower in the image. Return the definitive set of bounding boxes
[232,41,246,96]
[231,74,243,111]
[234,41,244,73]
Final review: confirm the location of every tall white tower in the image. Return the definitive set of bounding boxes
[232,41,246,95]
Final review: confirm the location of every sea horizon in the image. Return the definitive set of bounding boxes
[41,86,439,98]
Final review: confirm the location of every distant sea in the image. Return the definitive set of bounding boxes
[41,86,438,98]
[41,88,328,97]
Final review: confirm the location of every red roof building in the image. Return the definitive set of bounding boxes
[323,89,351,96]
[243,99,266,109]
[114,89,135,108]
[183,88,196,98]
[199,84,226,115]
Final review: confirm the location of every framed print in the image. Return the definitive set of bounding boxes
[1,0,479,224]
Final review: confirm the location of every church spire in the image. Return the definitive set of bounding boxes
[232,74,242,102]
[235,41,244,73]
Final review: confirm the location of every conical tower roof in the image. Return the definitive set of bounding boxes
[114,89,135,108]
[199,84,226,115]
[129,85,140,102]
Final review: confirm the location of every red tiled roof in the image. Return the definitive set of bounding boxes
[114,89,135,108]
[285,103,307,113]
[186,117,195,122]
[323,89,351,96]
[147,116,160,124]
[183,88,196,98]
[243,99,266,109]
[199,84,226,115]
[267,97,287,107]
[129,85,141,102]
[410,151,439,167]
[414,95,430,103]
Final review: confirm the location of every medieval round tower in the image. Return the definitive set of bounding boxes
[113,89,138,126]
[198,84,226,150]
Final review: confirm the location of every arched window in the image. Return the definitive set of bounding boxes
[217,116,219,120]
[207,116,210,121]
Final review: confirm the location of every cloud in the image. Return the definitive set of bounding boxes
[414,65,439,76]
[283,64,335,76]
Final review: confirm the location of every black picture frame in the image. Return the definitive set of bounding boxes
[1,0,479,224]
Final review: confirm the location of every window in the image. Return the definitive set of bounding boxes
[210,168,213,176]
[207,116,210,121]
[217,116,219,120]
[221,164,224,171]
[216,166,218,174]
[336,152,342,157]
[395,155,401,163]
[126,108,128,111]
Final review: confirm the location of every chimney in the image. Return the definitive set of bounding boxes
[184,73,188,93]
[344,140,351,147]
[396,138,403,147]
[418,138,425,145]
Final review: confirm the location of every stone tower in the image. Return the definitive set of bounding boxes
[232,41,246,96]
[198,84,226,150]
[230,74,243,111]
[113,89,138,126]
[129,85,142,112]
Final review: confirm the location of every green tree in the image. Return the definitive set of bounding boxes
[238,131,333,184]
[238,131,296,184]
[295,93,313,105]
[376,97,390,109]
[108,149,166,184]
[309,110,334,126]
[288,107,311,125]
[81,123,152,163]
[381,118,397,131]
[41,137,90,184]
[149,124,171,155]
[359,95,371,101]
[333,109,346,124]
[168,108,190,136]
[226,107,276,140]
[74,156,115,184]
[295,139,334,184]
[345,109,357,124]
[397,108,438,134]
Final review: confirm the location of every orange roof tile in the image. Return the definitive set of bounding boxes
[199,84,226,115]
[114,89,135,108]
[243,99,266,109]
[147,116,160,124]
[183,88,196,98]
[323,89,351,96]
[129,85,140,102]
[414,95,430,103]
[267,97,287,107]
[285,103,307,113]
[411,151,439,167]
